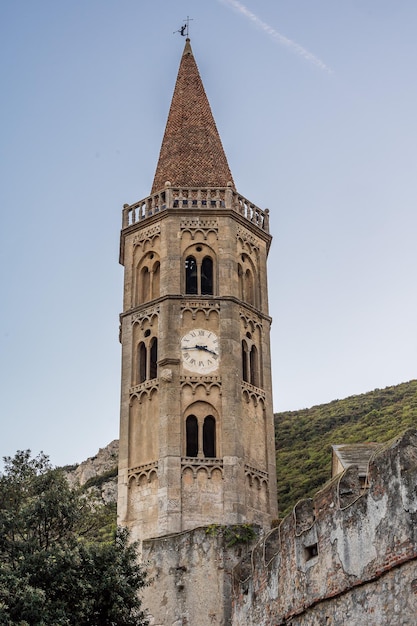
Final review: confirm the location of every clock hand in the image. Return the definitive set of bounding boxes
[203,347,218,356]
[196,345,218,356]
[181,344,218,356]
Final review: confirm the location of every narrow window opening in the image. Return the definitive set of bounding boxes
[245,269,254,306]
[238,264,244,300]
[203,416,216,458]
[185,256,198,294]
[152,261,160,299]
[250,345,258,387]
[141,267,151,303]
[149,338,158,379]
[242,340,248,382]
[186,415,198,457]
[201,257,213,295]
[138,342,147,383]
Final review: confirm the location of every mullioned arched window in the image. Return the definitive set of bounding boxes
[136,337,158,384]
[135,253,161,305]
[241,339,260,387]
[184,245,215,296]
[185,411,217,458]
[238,253,257,307]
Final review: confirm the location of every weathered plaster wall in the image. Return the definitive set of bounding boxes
[232,429,417,625]
[142,526,255,626]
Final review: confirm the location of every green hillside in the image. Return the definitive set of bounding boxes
[274,379,417,518]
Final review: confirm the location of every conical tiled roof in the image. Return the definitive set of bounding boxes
[151,39,234,194]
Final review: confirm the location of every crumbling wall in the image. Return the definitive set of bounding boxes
[142,525,257,626]
[232,429,417,625]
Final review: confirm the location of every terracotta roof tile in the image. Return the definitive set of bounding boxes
[151,39,234,194]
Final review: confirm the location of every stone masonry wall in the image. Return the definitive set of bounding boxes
[141,526,257,626]
[232,429,417,625]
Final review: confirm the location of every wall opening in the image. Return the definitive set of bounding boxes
[203,415,216,458]
[250,345,259,387]
[304,543,318,562]
[242,340,248,382]
[138,342,147,383]
[201,257,213,295]
[185,256,198,294]
[149,338,158,379]
[186,415,198,457]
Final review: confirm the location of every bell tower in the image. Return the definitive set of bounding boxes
[117,39,277,545]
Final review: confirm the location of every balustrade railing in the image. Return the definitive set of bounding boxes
[122,183,269,233]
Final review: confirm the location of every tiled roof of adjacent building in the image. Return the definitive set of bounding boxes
[331,443,382,477]
[151,38,234,194]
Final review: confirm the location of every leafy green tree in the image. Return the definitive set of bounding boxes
[0,450,148,626]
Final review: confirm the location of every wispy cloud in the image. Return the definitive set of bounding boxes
[219,0,333,74]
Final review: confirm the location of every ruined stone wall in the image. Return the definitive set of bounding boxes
[232,429,417,625]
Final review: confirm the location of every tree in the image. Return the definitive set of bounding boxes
[0,450,148,625]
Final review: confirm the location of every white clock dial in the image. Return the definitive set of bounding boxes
[181,329,219,374]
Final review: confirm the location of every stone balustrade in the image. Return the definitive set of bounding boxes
[122,183,270,233]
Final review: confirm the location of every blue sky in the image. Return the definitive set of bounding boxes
[1,1,416,467]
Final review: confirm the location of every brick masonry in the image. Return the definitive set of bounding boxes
[151,39,234,194]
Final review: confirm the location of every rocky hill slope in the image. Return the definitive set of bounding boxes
[65,439,118,505]
[275,379,417,516]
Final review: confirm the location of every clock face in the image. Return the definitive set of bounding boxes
[181,329,220,374]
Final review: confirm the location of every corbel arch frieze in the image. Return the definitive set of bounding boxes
[239,310,263,334]
[242,385,266,406]
[181,226,218,241]
[237,228,260,255]
[180,217,218,241]
[133,225,161,249]
[131,306,160,328]
[129,383,159,402]
[181,301,220,321]
[128,461,158,486]
[181,459,224,480]
[180,375,222,396]
[244,464,269,489]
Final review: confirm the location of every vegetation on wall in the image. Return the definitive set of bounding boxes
[275,380,417,518]
[205,523,257,547]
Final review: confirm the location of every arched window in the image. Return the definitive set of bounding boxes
[238,264,244,300]
[185,256,198,294]
[135,252,161,306]
[245,269,254,306]
[242,340,249,382]
[186,415,198,457]
[140,267,151,304]
[138,342,147,383]
[152,261,160,300]
[203,416,216,458]
[201,257,213,295]
[149,338,158,379]
[250,345,259,387]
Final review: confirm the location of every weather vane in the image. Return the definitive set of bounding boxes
[174,16,193,37]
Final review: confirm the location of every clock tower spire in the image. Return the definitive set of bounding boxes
[117,39,277,548]
[151,38,234,193]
